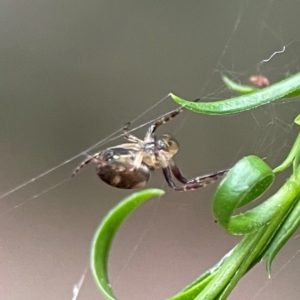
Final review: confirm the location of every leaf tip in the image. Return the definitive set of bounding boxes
[294,114,300,126]
[266,259,272,278]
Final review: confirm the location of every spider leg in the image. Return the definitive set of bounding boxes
[169,159,188,183]
[162,165,180,189]
[130,150,144,171]
[145,98,200,139]
[186,169,228,184]
[108,143,141,151]
[117,125,144,171]
[162,162,228,192]
[72,153,101,177]
[123,122,141,143]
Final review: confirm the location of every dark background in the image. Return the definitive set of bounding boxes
[1,1,300,299]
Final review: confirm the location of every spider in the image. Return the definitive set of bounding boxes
[72,99,228,191]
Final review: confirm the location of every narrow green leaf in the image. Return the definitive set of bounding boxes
[295,114,300,125]
[286,89,300,98]
[194,229,267,300]
[168,249,234,300]
[264,195,300,275]
[273,133,300,173]
[91,189,164,300]
[168,274,214,300]
[222,76,259,94]
[213,156,274,235]
[170,71,300,115]
[222,76,300,98]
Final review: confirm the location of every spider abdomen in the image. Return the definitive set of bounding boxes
[97,162,150,189]
[96,148,150,189]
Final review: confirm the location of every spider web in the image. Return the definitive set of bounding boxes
[1,1,300,300]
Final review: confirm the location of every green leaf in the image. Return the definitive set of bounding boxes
[222,76,259,94]
[170,71,300,115]
[91,189,164,300]
[168,272,214,300]
[264,194,300,275]
[273,133,300,173]
[168,251,233,300]
[213,156,274,235]
[274,115,300,173]
[223,76,300,98]
[295,114,300,126]
[194,228,267,300]
[286,89,300,98]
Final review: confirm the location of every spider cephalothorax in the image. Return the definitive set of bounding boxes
[72,100,228,191]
